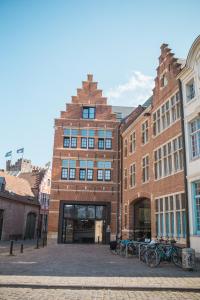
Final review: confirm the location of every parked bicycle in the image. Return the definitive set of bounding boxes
[145,242,182,267]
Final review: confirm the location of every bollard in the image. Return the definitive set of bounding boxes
[98,236,100,244]
[43,237,45,248]
[36,238,39,249]
[9,240,14,256]
[20,243,23,253]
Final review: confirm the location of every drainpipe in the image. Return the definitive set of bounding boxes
[116,122,122,240]
[178,79,190,248]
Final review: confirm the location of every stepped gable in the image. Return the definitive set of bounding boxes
[153,43,183,107]
[19,169,46,197]
[59,74,117,122]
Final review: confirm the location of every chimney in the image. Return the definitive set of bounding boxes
[87,74,93,82]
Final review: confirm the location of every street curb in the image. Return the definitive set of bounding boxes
[0,284,200,293]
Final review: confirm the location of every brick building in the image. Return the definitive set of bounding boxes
[121,44,187,244]
[0,171,40,240]
[49,74,133,243]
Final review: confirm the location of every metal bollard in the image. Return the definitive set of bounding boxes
[98,236,100,244]
[20,244,23,253]
[43,238,45,248]
[36,238,39,249]
[9,240,14,255]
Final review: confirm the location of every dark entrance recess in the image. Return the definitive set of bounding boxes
[133,198,151,241]
[61,203,109,244]
[25,212,36,239]
[0,209,4,240]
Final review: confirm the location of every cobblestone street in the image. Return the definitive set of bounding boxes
[0,241,200,299]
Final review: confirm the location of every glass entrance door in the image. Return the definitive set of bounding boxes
[62,204,107,243]
[73,219,95,243]
[64,219,73,243]
[133,199,151,241]
[95,220,103,243]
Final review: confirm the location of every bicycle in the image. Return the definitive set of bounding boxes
[145,242,182,267]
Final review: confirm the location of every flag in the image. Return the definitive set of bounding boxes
[16,148,24,154]
[5,151,12,158]
[45,161,51,168]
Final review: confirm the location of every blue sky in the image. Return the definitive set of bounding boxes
[0,0,199,169]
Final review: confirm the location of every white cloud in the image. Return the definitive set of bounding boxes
[106,71,154,107]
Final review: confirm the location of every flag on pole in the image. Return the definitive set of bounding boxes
[16,148,24,154]
[5,151,12,158]
[45,161,51,168]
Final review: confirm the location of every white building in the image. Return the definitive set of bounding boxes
[179,36,200,254]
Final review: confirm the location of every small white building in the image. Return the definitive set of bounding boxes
[179,36,200,254]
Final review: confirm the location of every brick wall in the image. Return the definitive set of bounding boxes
[49,75,120,241]
[121,44,185,243]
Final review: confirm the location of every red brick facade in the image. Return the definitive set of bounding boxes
[49,75,120,242]
[121,44,186,244]
[49,45,187,245]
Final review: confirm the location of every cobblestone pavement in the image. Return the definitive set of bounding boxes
[0,288,200,300]
[0,242,200,299]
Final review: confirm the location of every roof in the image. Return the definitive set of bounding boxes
[142,96,153,108]
[19,170,46,197]
[112,106,135,120]
[0,171,34,197]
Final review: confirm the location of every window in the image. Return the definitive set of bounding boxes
[97,161,112,181]
[63,128,78,148]
[97,130,112,150]
[190,118,200,159]
[124,168,127,189]
[153,109,161,136]
[130,163,136,188]
[71,137,77,148]
[153,92,180,136]
[61,159,76,180]
[142,155,149,183]
[124,139,128,157]
[81,137,87,149]
[155,193,186,239]
[80,129,95,149]
[97,169,103,181]
[79,169,86,180]
[69,168,76,180]
[193,181,200,234]
[105,139,112,149]
[79,160,94,181]
[105,170,111,181]
[161,73,168,87]
[142,120,149,144]
[186,79,195,101]
[63,137,70,148]
[88,138,95,149]
[61,168,68,179]
[171,93,180,122]
[154,136,183,180]
[173,136,183,172]
[87,169,93,181]
[98,138,104,149]
[82,107,95,119]
[130,131,136,153]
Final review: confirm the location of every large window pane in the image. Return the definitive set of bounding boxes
[64,205,74,218]
[62,160,69,167]
[96,206,105,219]
[87,206,95,219]
[75,205,87,219]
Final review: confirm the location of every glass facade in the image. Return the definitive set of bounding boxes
[62,204,107,243]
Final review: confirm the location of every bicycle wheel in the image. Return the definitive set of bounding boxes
[140,246,147,262]
[146,249,161,267]
[171,250,182,267]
